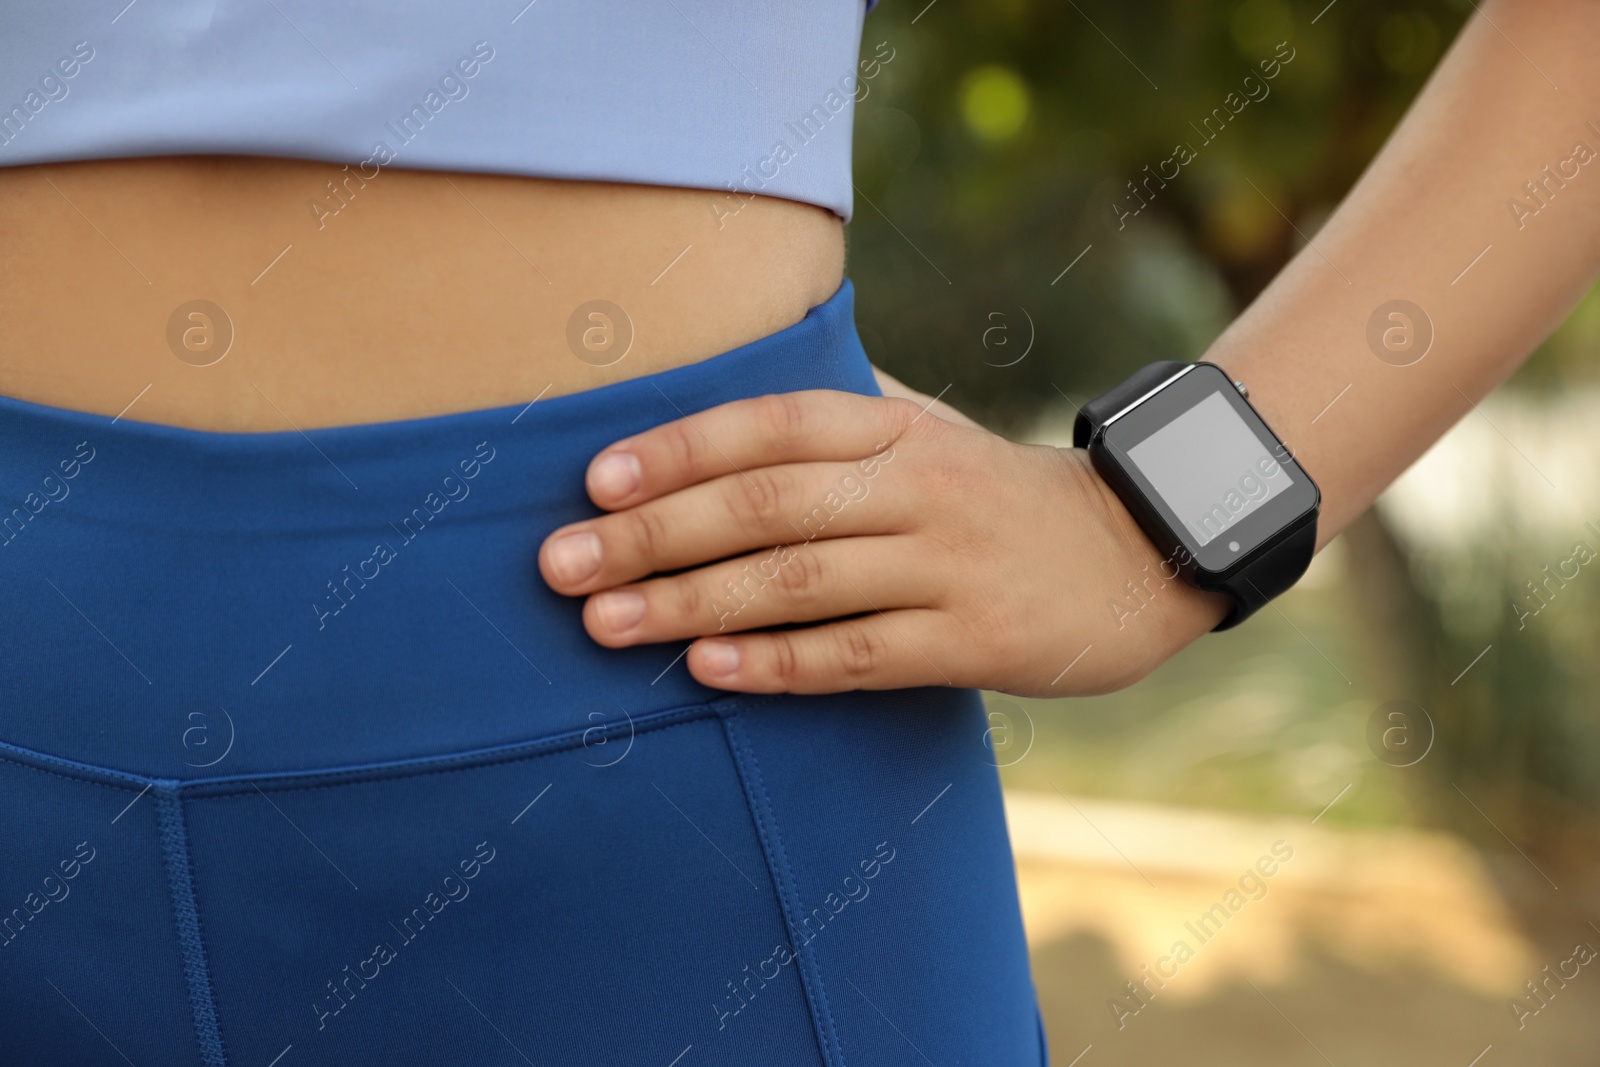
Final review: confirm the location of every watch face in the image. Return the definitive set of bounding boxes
[1101,363,1318,573]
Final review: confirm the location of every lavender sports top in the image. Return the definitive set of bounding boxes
[0,1,875,219]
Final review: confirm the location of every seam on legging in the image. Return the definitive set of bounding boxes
[188,710,717,799]
[0,746,158,792]
[720,712,845,1067]
[154,785,229,1067]
[0,700,716,795]
[190,716,723,804]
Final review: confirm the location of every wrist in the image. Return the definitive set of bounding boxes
[1067,447,1232,654]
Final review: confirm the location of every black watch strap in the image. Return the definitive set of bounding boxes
[1072,361,1190,448]
[1202,514,1317,631]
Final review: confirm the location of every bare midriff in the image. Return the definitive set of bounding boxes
[0,156,846,431]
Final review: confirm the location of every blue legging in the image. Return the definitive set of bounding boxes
[0,281,1048,1066]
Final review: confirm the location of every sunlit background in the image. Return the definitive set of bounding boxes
[850,1,1600,1062]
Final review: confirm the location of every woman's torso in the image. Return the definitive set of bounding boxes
[0,158,844,430]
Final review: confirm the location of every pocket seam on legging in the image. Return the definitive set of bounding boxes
[186,708,720,798]
[0,748,149,794]
[0,699,722,796]
[721,710,846,1067]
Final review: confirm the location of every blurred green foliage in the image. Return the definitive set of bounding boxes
[850,0,1471,430]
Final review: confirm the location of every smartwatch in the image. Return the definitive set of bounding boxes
[1073,361,1320,631]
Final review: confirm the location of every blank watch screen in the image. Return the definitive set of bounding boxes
[1124,391,1294,548]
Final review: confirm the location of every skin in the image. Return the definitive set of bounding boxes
[539,0,1600,696]
[0,161,843,430]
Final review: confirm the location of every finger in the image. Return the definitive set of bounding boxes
[540,461,911,595]
[584,390,920,509]
[580,537,924,647]
[683,609,957,694]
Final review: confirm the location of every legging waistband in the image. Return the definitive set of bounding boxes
[0,279,877,779]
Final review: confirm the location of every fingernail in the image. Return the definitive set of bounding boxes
[590,452,642,501]
[699,640,740,676]
[593,590,645,632]
[547,531,603,584]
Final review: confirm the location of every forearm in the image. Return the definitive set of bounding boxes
[1206,0,1600,549]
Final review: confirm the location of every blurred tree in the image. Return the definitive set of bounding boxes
[850,0,1465,431]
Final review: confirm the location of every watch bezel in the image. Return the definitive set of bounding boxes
[1089,362,1320,580]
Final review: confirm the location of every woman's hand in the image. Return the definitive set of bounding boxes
[537,390,1229,696]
